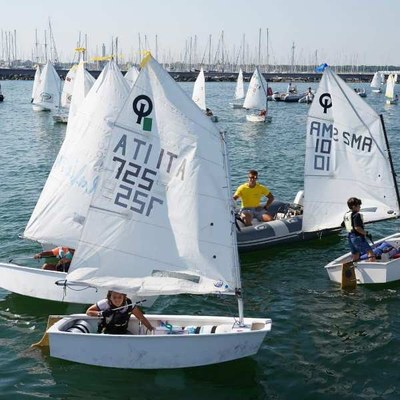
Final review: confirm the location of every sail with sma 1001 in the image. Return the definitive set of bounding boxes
[45,53,271,370]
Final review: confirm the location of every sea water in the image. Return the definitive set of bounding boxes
[0,79,400,399]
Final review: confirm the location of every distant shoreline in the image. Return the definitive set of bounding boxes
[0,68,374,83]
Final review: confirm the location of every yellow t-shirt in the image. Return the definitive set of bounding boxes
[234,183,270,208]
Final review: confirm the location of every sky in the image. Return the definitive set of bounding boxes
[1,0,399,66]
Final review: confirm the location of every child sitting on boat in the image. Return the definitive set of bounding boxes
[34,246,75,272]
[86,290,154,334]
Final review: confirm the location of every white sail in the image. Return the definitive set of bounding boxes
[243,67,267,110]
[60,64,78,108]
[31,64,43,101]
[124,65,140,87]
[303,67,400,232]
[24,61,130,248]
[32,61,61,111]
[66,54,239,296]
[68,61,96,122]
[192,67,206,111]
[370,72,381,89]
[234,68,244,100]
[385,74,395,100]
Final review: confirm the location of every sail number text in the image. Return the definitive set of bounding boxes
[112,157,164,216]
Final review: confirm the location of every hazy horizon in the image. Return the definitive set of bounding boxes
[1,0,399,66]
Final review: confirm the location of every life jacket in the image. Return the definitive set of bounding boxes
[98,298,133,334]
[343,211,354,233]
[343,211,364,233]
[53,246,73,260]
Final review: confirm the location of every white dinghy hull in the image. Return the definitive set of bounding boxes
[48,314,271,369]
[0,263,106,303]
[246,114,272,123]
[324,233,400,285]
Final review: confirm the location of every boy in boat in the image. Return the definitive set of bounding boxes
[233,170,274,226]
[86,290,154,334]
[33,246,75,272]
[343,197,376,262]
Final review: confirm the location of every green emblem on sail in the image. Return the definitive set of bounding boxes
[143,117,152,131]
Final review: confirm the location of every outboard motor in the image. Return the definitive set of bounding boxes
[293,190,304,207]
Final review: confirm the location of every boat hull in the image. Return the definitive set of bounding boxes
[52,114,68,124]
[246,114,272,123]
[0,263,157,305]
[48,314,272,369]
[230,103,243,109]
[324,233,400,284]
[0,263,105,303]
[32,104,51,112]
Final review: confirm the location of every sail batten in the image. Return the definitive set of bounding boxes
[303,67,400,233]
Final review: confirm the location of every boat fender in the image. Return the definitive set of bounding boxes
[66,319,92,334]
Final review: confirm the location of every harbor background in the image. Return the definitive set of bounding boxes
[1,79,400,399]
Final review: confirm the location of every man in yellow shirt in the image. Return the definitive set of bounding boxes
[233,170,275,226]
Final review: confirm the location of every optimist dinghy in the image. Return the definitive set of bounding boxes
[32,60,61,112]
[325,232,400,285]
[44,53,271,369]
[243,67,272,122]
[230,68,245,109]
[192,67,218,122]
[0,61,131,304]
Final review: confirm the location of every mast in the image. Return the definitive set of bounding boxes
[221,30,224,72]
[208,34,211,70]
[44,30,47,62]
[380,114,400,210]
[258,28,261,66]
[266,28,269,72]
[220,130,244,324]
[138,33,142,61]
[291,41,295,73]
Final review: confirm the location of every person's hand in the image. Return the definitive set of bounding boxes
[100,309,113,318]
[33,253,41,259]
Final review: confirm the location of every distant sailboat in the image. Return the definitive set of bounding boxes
[243,67,271,122]
[230,68,244,108]
[385,73,398,104]
[32,60,61,112]
[53,64,78,123]
[370,71,383,93]
[192,67,218,122]
[67,61,96,124]
[31,64,43,103]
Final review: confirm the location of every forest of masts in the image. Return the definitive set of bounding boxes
[0,25,397,74]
